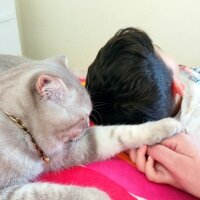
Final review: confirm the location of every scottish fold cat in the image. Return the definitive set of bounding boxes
[0,55,181,200]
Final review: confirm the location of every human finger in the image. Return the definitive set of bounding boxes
[135,145,148,173]
[129,148,137,163]
[147,144,184,173]
[145,156,181,189]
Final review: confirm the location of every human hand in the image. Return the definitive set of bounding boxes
[129,133,200,198]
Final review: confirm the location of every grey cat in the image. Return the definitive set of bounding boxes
[0,55,182,200]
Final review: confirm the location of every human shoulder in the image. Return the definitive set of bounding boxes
[177,66,200,142]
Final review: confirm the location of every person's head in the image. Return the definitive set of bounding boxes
[86,27,183,125]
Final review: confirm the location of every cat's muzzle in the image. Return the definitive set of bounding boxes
[68,120,89,142]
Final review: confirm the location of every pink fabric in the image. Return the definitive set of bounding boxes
[88,157,198,200]
[38,164,135,200]
[38,157,198,200]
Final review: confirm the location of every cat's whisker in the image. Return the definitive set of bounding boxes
[92,101,107,107]
[90,113,98,124]
[87,91,103,98]
[92,109,103,124]
[93,104,106,109]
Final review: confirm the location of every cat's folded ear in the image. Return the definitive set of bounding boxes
[44,55,68,68]
[36,74,66,102]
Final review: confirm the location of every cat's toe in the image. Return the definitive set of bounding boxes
[146,118,182,146]
[161,118,182,137]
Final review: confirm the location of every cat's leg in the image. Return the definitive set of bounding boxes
[81,118,182,162]
[0,183,110,200]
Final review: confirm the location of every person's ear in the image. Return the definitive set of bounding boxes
[172,78,185,97]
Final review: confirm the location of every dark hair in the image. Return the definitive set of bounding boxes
[86,27,173,125]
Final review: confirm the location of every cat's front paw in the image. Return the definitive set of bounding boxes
[147,118,182,145]
[161,118,182,136]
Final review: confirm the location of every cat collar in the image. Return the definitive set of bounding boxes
[2,109,50,164]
